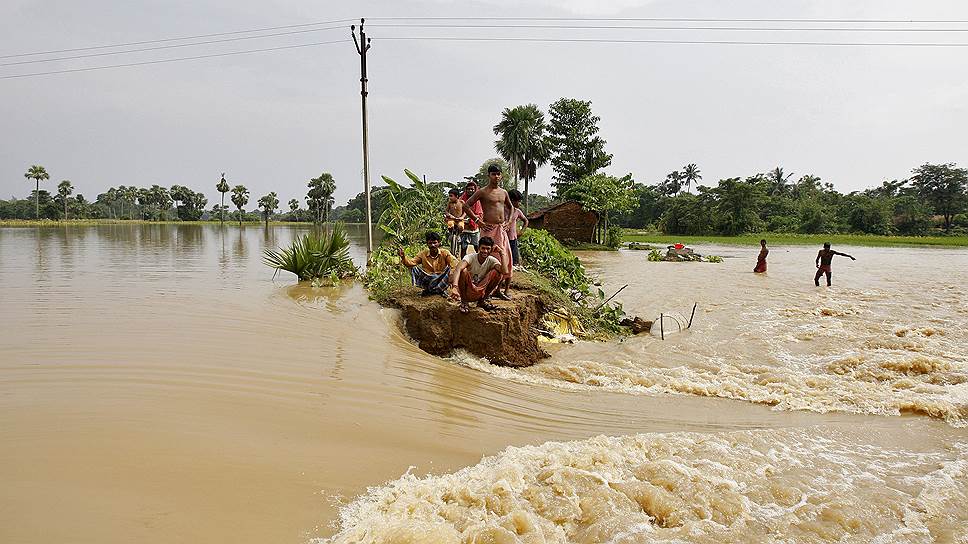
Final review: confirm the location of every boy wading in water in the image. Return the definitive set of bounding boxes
[815,242,856,286]
[753,239,769,273]
[463,165,514,300]
[449,236,508,314]
[398,231,458,296]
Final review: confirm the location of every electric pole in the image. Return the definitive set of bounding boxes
[351,19,373,257]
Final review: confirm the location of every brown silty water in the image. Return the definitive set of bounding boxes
[0,225,965,543]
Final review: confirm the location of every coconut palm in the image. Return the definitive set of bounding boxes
[307,173,336,223]
[682,163,702,194]
[231,185,249,226]
[768,167,795,196]
[258,192,279,228]
[24,165,49,219]
[493,104,549,211]
[216,173,230,223]
[57,180,73,219]
[288,198,299,215]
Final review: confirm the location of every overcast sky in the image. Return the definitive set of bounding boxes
[2,0,967,209]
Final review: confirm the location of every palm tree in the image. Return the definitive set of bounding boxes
[258,192,279,228]
[321,176,336,223]
[493,104,549,211]
[682,163,702,194]
[768,167,795,196]
[216,173,230,223]
[231,185,249,226]
[24,165,49,219]
[288,198,299,217]
[57,180,73,219]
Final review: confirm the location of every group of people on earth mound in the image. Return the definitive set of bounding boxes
[397,165,860,314]
[754,239,857,286]
[397,165,529,314]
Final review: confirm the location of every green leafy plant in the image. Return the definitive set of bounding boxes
[263,223,357,281]
[361,242,422,302]
[378,170,454,245]
[518,228,590,294]
[705,255,724,263]
[605,225,623,248]
[648,249,663,262]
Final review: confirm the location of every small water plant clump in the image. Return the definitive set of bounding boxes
[263,223,357,283]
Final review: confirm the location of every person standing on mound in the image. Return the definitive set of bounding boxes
[463,164,515,300]
[753,239,769,273]
[815,242,856,286]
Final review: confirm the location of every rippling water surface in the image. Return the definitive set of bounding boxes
[1,225,965,543]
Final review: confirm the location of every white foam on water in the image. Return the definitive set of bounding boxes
[320,427,967,543]
[448,276,968,427]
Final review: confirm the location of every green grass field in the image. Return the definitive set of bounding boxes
[623,230,968,248]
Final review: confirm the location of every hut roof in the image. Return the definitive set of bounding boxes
[527,200,596,220]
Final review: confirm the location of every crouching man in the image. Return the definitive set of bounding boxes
[448,236,508,314]
[398,231,458,296]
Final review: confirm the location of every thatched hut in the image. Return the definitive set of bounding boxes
[527,201,599,243]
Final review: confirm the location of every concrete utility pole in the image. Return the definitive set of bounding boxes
[351,19,373,257]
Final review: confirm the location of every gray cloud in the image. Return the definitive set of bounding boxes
[2,0,966,209]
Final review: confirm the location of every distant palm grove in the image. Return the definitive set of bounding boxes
[5,98,967,236]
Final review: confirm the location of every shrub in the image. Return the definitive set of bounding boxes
[605,225,624,249]
[361,242,422,302]
[518,228,590,294]
[263,223,357,282]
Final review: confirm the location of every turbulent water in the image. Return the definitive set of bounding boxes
[1,226,965,543]
[323,427,967,544]
[464,246,968,427]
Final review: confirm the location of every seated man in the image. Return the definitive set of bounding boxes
[448,236,508,314]
[398,231,458,296]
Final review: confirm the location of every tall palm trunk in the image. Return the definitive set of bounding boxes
[64,196,68,220]
[34,179,39,219]
[524,178,530,213]
[220,193,225,223]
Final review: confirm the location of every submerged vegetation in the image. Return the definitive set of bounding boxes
[263,223,356,283]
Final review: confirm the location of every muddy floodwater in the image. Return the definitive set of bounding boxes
[1,225,965,543]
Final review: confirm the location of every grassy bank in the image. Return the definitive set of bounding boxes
[623,230,968,248]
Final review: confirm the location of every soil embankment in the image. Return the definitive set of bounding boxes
[387,273,549,367]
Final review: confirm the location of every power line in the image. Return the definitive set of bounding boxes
[379,36,968,47]
[0,24,347,67]
[369,23,968,32]
[0,18,355,59]
[12,22,961,67]
[369,16,968,24]
[0,39,350,80]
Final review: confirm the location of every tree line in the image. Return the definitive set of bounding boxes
[8,98,967,237]
[482,99,968,238]
[3,165,342,227]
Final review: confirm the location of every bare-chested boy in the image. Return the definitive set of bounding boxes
[463,164,514,299]
[815,242,856,286]
[445,188,465,237]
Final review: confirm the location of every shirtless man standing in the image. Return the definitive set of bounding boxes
[815,242,856,286]
[463,164,514,299]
